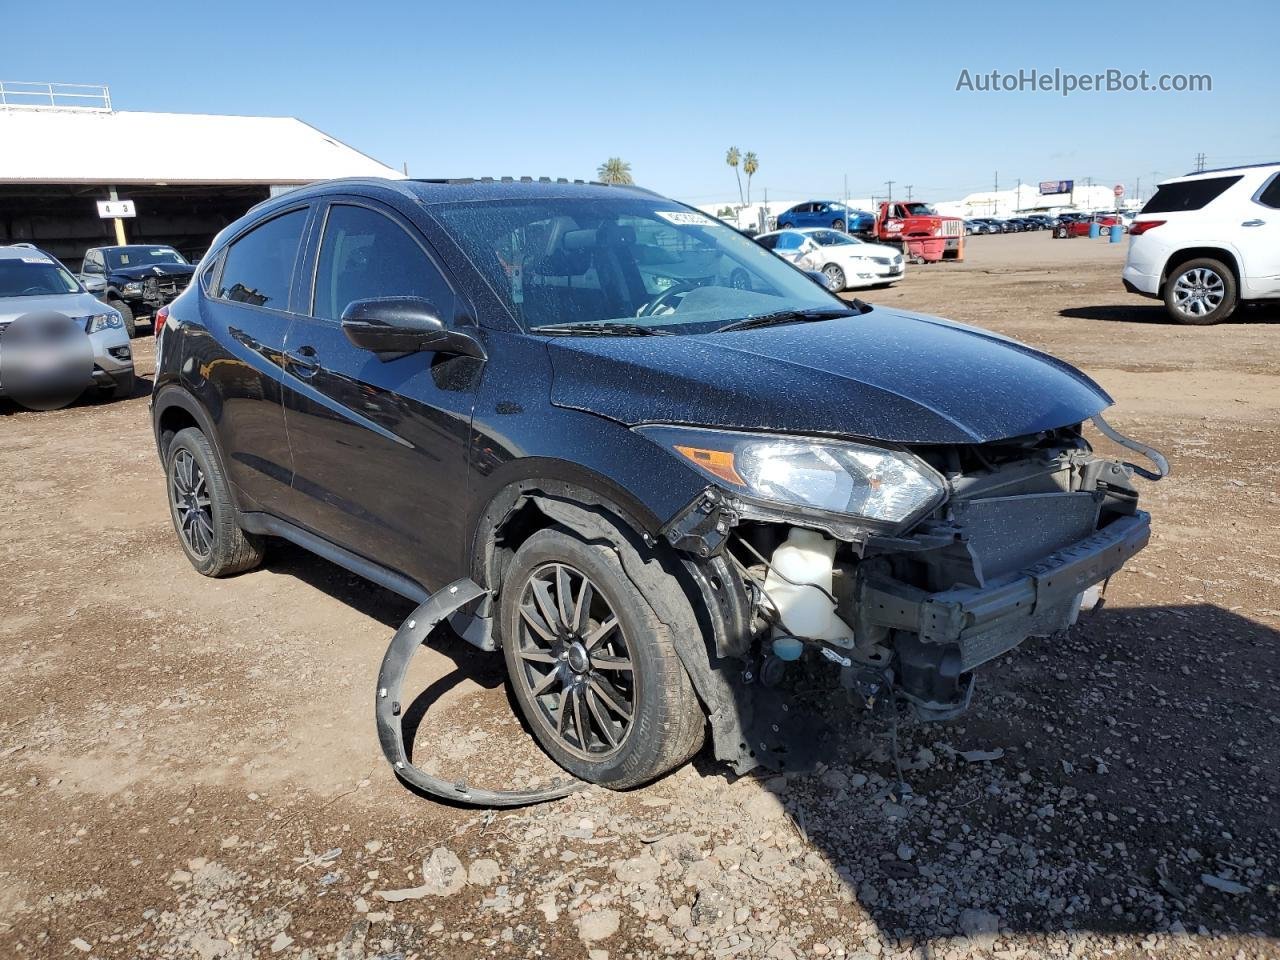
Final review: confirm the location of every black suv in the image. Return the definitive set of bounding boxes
[80,244,196,337]
[152,177,1160,790]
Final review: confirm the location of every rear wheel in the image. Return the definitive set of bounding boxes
[165,427,264,577]
[499,527,704,789]
[1164,258,1237,325]
[831,218,846,232]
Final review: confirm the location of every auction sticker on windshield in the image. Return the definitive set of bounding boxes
[656,211,716,227]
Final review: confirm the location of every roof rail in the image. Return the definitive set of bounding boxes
[0,81,111,112]
[1182,161,1279,176]
[411,177,613,187]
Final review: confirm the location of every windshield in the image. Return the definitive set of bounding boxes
[809,230,860,246]
[901,203,937,216]
[104,246,188,270]
[432,197,845,334]
[0,257,82,298]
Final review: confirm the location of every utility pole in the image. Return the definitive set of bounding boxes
[993,171,999,216]
[1194,152,1206,173]
[904,184,913,201]
[885,180,895,202]
[1016,178,1022,212]
[1135,176,1141,205]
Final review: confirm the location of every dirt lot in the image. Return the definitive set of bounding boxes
[2,232,1277,960]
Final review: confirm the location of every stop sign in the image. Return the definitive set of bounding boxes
[1113,184,1125,198]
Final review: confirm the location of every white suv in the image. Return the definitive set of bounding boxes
[1123,162,1280,324]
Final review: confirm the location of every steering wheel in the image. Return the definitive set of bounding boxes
[637,281,697,318]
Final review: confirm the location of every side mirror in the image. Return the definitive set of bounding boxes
[340,297,484,360]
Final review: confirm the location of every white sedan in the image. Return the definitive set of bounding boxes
[756,228,905,290]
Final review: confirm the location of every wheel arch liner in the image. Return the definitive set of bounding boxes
[374,577,587,807]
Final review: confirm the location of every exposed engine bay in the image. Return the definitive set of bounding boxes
[660,416,1166,773]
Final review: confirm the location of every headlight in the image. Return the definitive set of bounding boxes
[85,312,123,334]
[637,425,946,526]
[123,281,143,294]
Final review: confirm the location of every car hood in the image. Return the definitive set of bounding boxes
[546,308,1112,445]
[108,263,195,282]
[0,291,110,326]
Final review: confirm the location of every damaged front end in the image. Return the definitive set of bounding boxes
[657,416,1166,774]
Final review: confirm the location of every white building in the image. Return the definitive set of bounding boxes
[0,82,401,267]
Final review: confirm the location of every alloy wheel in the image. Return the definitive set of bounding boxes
[512,562,635,760]
[170,449,214,557]
[823,263,846,290]
[1172,267,1225,318]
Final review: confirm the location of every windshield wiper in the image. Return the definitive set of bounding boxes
[714,306,857,333]
[532,321,673,337]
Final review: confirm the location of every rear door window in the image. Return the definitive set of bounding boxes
[1141,176,1243,214]
[215,208,307,309]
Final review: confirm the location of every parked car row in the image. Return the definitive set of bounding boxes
[965,214,1058,234]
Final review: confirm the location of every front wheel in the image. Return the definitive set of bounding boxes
[1164,258,1237,325]
[822,262,847,290]
[112,299,136,338]
[499,527,704,789]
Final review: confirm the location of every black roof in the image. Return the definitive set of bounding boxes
[252,176,660,212]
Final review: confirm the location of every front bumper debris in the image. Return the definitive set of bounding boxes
[374,578,586,808]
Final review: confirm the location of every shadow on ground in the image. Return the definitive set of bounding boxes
[1061,303,1280,325]
[777,602,1279,941]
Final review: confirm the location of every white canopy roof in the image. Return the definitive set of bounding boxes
[0,108,402,185]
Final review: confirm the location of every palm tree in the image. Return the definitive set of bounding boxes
[743,151,759,204]
[726,146,743,205]
[597,157,633,185]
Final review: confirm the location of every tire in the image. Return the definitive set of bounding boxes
[831,219,845,232]
[821,262,846,291]
[165,427,265,577]
[499,527,704,789]
[109,370,136,401]
[777,221,793,230]
[111,299,136,338]
[1163,257,1237,325]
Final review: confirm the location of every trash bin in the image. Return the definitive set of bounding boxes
[1088,222,1101,239]
[1109,224,1123,243]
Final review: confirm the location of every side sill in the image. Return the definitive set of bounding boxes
[239,511,429,605]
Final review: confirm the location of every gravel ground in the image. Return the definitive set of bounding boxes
[1,232,1277,959]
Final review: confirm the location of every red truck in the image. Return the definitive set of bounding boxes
[863,201,966,262]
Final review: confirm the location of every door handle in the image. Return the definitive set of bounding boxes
[1241,219,1265,227]
[284,345,320,376]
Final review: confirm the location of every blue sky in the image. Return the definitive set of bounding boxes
[2,0,1276,204]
